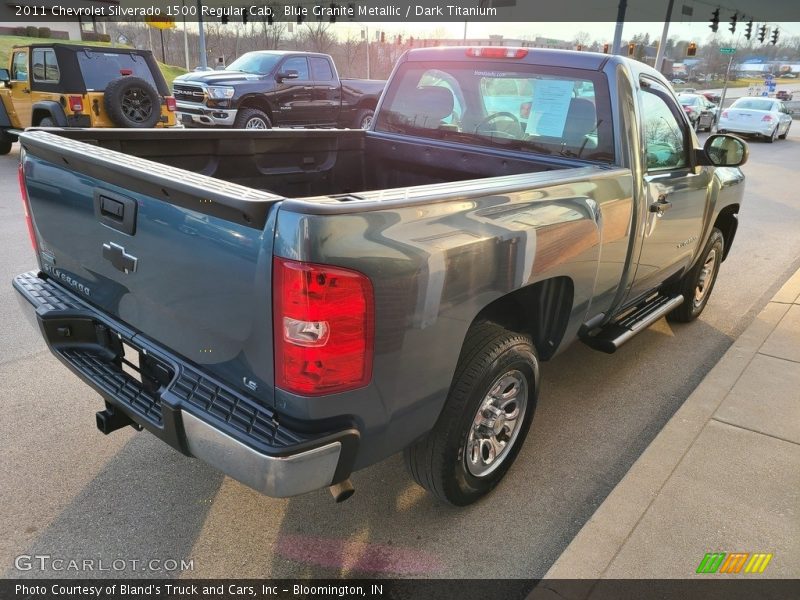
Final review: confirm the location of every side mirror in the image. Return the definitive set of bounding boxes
[276,69,299,82]
[0,68,9,84]
[701,134,748,167]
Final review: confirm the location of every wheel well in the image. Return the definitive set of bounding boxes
[714,204,739,261]
[470,277,574,361]
[356,98,377,110]
[237,96,274,123]
[31,109,52,126]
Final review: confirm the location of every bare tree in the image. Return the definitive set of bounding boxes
[296,21,335,54]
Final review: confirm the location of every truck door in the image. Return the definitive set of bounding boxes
[626,77,708,304]
[274,56,313,125]
[309,56,340,125]
[8,49,32,127]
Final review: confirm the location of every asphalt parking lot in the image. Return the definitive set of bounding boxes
[2,128,800,579]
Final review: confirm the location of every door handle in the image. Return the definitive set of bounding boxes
[23,88,30,94]
[649,194,673,216]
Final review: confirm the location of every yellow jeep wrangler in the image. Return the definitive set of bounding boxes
[0,44,177,155]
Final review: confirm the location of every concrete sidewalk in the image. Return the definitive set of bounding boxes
[544,267,800,582]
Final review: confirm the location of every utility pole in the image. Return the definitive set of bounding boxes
[611,0,627,55]
[196,0,208,69]
[654,0,674,74]
[716,53,735,127]
[182,0,190,70]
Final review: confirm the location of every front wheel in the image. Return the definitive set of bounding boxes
[234,108,272,129]
[404,322,538,505]
[0,130,11,155]
[668,228,724,323]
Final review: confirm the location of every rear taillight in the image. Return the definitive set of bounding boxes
[683,106,694,114]
[273,257,374,396]
[68,95,83,112]
[466,47,528,59]
[762,114,774,122]
[18,162,38,252]
[165,96,177,112]
[721,111,729,118]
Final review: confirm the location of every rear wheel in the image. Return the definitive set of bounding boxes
[234,108,272,129]
[38,117,55,127]
[766,127,778,143]
[668,228,724,323]
[404,322,538,505]
[353,108,374,129]
[0,130,11,155]
[779,122,790,140]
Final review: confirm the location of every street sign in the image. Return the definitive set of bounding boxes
[719,47,736,54]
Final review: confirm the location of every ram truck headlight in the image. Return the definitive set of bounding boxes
[206,86,235,100]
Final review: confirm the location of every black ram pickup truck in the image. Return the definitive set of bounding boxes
[173,51,385,129]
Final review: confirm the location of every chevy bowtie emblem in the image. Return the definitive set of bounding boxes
[102,242,138,274]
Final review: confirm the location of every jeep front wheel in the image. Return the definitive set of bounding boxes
[0,131,11,155]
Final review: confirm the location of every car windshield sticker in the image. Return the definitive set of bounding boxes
[526,79,574,137]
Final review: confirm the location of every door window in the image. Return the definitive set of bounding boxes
[639,81,688,170]
[282,57,310,81]
[309,57,334,82]
[32,48,60,83]
[11,51,28,81]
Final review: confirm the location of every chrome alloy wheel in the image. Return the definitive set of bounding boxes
[245,117,269,129]
[465,369,529,477]
[693,248,717,308]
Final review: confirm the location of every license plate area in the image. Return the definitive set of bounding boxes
[120,340,142,383]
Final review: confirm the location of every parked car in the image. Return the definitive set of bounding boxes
[775,90,794,101]
[702,92,721,104]
[718,97,793,142]
[677,93,718,131]
[671,78,686,84]
[0,44,177,155]
[14,48,748,506]
[173,51,385,129]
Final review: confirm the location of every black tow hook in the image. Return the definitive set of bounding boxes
[96,404,142,435]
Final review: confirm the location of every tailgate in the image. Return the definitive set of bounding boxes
[19,130,282,404]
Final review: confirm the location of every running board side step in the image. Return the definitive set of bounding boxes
[580,294,684,354]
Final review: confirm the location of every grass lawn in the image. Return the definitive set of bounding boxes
[0,35,187,86]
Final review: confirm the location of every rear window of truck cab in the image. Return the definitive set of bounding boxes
[77,50,157,91]
[375,60,614,163]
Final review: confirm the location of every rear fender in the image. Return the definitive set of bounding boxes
[32,100,68,126]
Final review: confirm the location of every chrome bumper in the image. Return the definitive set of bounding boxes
[176,102,237,127]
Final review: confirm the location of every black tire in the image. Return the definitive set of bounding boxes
[104,76,161,128]
[0,131,11,155]
[668,228,724,323]
[38,117,55,127]
[404,322,539,506]
[765,126,777,143]
[233,108,272,129]
[779,123,790,140]
[353,108,375,129]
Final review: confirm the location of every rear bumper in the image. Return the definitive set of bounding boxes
[717,118,776,136]
[13,271,358,497]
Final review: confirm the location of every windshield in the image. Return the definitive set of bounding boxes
[226,53,282,75]
[732,99,775,111]
[77,51,157,91]
[679,96,700,106]
[374,61,614,163]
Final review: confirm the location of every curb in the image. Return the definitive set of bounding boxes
[543,267,800,580]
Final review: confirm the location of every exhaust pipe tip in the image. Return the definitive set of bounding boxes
[329,479,355,503]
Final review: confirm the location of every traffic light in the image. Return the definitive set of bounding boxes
[221,14,228,25]
[729,12,737,34]
[771,28,779,45]
[628,42,635,56]
[687,42,697,57]
[745,20,753,40]
[758,24,767,43]
[242,10,248,25]
[603,43,609,54]
[297,4,303,24]
[267,13,273,25]
[329,3,337,23]
[576,44,583,51]
[380,31,385,43]
[709,8,720,33]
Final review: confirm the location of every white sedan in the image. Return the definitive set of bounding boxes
[718,97,793,143]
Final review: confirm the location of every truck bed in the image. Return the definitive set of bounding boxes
[33,127,580,201]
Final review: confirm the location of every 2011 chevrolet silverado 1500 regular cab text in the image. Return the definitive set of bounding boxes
[14,47,748,505]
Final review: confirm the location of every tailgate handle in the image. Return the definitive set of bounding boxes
[93,190,137,235]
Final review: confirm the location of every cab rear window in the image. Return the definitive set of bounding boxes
[77,51,157,91]
[375,61,614,163]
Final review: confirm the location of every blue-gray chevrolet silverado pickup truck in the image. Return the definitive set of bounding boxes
[13,47,748,505]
